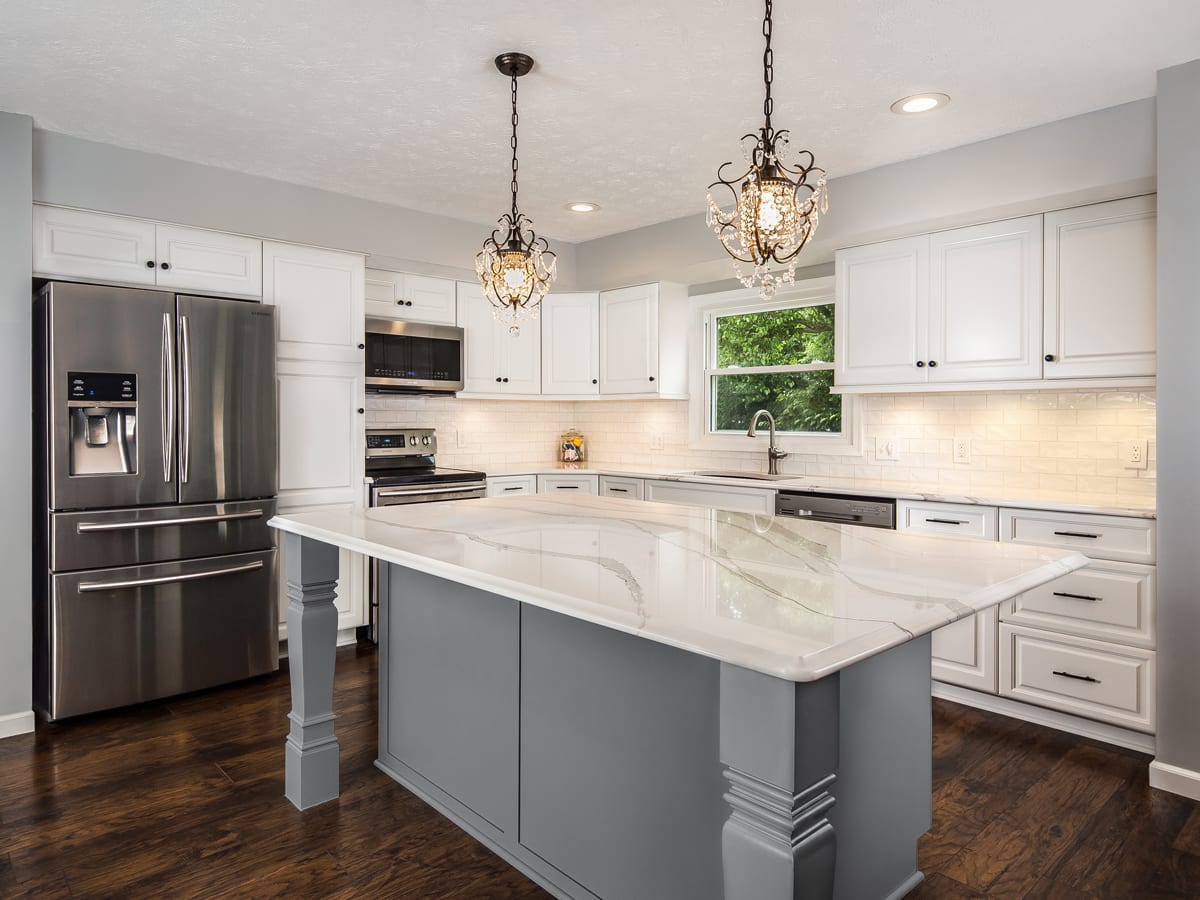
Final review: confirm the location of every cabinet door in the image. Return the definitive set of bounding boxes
[487,475,537,497]
[402,274,458,325]
[834,237,929,386]
[264,241,365,364]
[155,225,263,297]
[365,269,403,318]
[502,315,542,395]
[643,479,774,514]
[1043,196,1157,378]
[536,474,599,495]
[542,292,600,395]
[599,475,645,500]
[33,205,157,286]
[276,358,364,508]
[599,284,659,394]
[927,216,1042,382]
[456,282,503,394]
[931,607,998,693]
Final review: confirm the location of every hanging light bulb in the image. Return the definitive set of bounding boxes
[476,52,557,335]
[706,0,828,299]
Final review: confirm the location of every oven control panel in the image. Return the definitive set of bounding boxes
[366,428,436,457]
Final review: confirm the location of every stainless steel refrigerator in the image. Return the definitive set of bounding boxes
[34,281,279,720]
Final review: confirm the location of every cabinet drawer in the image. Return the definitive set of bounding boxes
[897,501,998,541]
[537,474,599,495]
[487,475,537,497]
[1000,508,1156,563]
[598,475,645,500]
[998,624,1155,732]
[932,607,998,693]
[1002,560,1155,648]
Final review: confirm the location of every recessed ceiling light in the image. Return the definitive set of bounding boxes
[566,201,601,213]
[890,93,951,115]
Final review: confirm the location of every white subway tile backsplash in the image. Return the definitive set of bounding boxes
[364,388,1154,507]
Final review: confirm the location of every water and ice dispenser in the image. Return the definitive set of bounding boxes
[67,372,138,476]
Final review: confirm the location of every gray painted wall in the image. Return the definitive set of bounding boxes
[575,99,1157,290]
[1154,60,1199,777]
[32,130,579,290]
[0,112,33,723]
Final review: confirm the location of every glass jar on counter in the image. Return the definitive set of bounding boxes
[560,428,586,464]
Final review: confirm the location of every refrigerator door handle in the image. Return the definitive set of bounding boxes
[161,313,174,483]
[75,510,264,533]
[179,314,191,484]
[77,559,264,593]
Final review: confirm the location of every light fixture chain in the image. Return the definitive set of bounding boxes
[510,72,520,221]
[762,0,773,130]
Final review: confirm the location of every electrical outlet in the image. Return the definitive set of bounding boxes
[650,433,665,451]
[875,435,900,462]
[1124,439,1149,470]
[953,438,971,464]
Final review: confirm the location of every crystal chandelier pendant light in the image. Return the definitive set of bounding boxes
[476,52,557,335]
[706,0,828,300]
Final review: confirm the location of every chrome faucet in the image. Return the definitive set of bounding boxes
[746,409,789,475]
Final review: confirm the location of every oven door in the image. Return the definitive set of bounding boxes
[371,483,487,506]
[364,319,464,393]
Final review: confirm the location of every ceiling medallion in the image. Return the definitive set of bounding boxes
[476,51,557,335]
[706,0,828,299]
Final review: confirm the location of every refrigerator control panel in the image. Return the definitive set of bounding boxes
[68,372,136,404]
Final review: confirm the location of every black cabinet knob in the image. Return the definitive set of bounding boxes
[1045,354,1055,362]
[592,379,598,385]
[915,360,925,368]
[357,343,365,350]
[146,260,155,268]
[648,376,655,382]
[160,262,170,270]
[356,408,364,414]
[502,377,509,383]
[928,360,938,368]
[405,300,413,306]
[496,377,502,383]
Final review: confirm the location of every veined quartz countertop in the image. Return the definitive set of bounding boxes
[271,494,1086,682]
[481,462,1157,519]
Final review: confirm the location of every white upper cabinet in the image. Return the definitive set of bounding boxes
[835,236,929,386]
[1043,196,1157,379]
[34,206,157,286]
[457,282,541,395]
[264,241,365,364]
[598,282,688,397]
[154,224,263,297]
[364,269,457,325]
[542,292,600,395]
[927,216,1043,382]
[276,359,364,509]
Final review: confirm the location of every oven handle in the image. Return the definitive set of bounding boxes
[374,484,488,498]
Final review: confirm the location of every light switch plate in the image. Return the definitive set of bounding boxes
[650,433,665,451]
[875,435,900,462]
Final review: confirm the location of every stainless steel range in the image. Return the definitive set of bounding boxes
[365,427,486,639]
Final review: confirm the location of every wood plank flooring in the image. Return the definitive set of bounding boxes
[1,644,1196,899]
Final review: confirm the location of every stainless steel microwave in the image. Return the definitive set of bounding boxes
[364,318,465,394]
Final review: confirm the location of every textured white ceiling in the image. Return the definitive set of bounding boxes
[2,0,1199,243]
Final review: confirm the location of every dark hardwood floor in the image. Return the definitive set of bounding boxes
[1,644,1197,899]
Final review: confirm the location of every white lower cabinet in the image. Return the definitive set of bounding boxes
[898,500,999,692]
[599,475,645,500]
[537,474,599,495]
[998,624,1156,733]
[487,475,537,497]
[643,479,774,515]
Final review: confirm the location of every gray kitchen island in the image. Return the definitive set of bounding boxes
[269,494,1085,900]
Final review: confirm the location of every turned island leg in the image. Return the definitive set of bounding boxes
[719,663,841,900]
[283,533,341,810]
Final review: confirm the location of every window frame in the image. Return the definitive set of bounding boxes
[687,277,862,456]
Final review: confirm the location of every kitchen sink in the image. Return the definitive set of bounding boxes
[677,469,803,482]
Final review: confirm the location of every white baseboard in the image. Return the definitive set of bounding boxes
[1149,760,1200,802]
[931,682,1156,755]
[0,709,36,740]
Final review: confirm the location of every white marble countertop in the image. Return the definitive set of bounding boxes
[271,494,1086,683]
[481,462,1157,519]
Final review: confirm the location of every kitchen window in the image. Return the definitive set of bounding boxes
[688,278,860,455]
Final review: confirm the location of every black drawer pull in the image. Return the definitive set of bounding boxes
[1052,670,1101,684]
[926,518,968,526]
[1052,591,1102,602]
[1053,531,1100,539]
[503,486,523,492]
[609,487,628,493]
[556,485,580,490]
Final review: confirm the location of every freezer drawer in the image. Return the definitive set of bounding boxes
[39,549,278,720]
[50,499,277,571]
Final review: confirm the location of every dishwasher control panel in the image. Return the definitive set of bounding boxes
[775,491,896,529]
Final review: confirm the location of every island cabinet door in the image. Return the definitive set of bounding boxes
[378,567,520,836]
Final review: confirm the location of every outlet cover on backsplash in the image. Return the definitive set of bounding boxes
[876,435,900,461]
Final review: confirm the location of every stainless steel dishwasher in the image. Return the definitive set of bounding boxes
[775,490,896,529]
